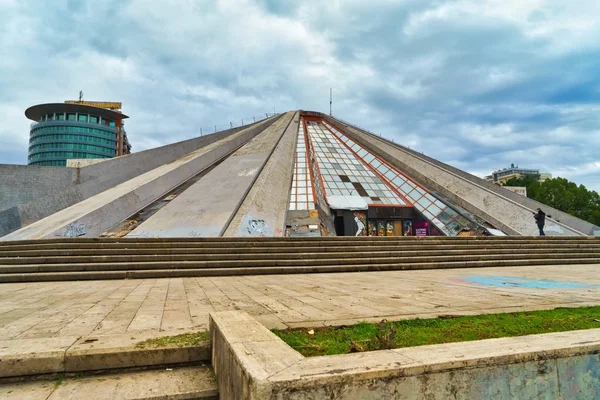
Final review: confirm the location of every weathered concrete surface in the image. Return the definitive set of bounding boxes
[0,365,218,400]
[210,311,304,399]
[0,264,598,341]
[1,121,274,241]
[0,164,76,210]
[0,337,77,377]
[211,310,600,399]
[0,116,279,238]
[223,112,299,237]
[345,120,600,236]
[128,111,296,238]
[326,115,598,236]
[1,236,599,282]
[0,329,210,377]
[65,330,211,372]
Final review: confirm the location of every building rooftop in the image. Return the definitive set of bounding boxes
[25,103,129,122]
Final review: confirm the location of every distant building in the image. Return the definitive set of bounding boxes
[538,172,552,182]
[485,164,551,185]
[25,101,131,166]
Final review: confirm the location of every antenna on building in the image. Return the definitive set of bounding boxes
[330,88,332,116]
[79,91,83,102]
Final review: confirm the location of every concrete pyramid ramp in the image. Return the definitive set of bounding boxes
[127,111,297,238]
[2,109,598,241]
[223,113,300,237]
[0,118,278,241]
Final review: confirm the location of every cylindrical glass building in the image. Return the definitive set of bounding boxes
[25,103,131,166]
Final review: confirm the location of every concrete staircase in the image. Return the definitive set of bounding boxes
[0,236,599,282]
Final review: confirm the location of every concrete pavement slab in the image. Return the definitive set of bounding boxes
[65,330,210,372]
[0,264,597,342]
[0,365,218,400]
[0,337,77,377]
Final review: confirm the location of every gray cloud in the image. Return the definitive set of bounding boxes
[1,0,599,191]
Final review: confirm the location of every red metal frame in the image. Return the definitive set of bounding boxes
[323,119,432,195]
[306,116,411,208]
[322,119,467,230]
[301,117,319,206]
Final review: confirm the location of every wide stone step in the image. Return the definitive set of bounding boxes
[0,364,217,400]
[0,330,211,378]
[1,252,599,274]
[2,248,600,265]
[0,237,598,251]
[1,243,599,258]
[0,257,597,282]
[1,235,596,244]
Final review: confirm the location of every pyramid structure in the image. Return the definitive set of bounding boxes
[1,110,598,240]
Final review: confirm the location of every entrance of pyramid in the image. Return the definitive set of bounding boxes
[332,206,436,237]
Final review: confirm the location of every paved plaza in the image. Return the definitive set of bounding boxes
[0,264,599,341]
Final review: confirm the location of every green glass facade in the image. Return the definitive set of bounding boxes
[27,112,119,166]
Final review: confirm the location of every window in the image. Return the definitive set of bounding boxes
[67,113,76,121]
[89,115,98,123]
[78,114,88,122]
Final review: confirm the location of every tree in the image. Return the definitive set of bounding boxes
[504,177,600,226]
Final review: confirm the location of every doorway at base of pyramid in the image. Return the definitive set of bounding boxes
[332,207,440,237]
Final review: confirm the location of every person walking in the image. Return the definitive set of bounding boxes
[534,208,546,236]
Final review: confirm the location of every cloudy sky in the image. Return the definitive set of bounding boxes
[1,0,599,190]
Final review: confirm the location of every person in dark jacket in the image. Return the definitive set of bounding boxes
[534,208,546,236]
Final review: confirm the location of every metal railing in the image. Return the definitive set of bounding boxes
[197,112,280,136]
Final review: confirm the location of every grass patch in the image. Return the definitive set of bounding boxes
[135,331,210,349]
[273,306,600,357]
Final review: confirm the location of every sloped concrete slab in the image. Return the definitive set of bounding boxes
[128,112,295,238]
[224,112,299,237]
[2,119,275,241]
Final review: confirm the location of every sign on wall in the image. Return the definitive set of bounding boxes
[65,100,122,110]
[414,221,429,236]
[504,186,527,196]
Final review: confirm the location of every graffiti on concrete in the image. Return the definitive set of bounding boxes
[241,214,273,237]
[353,211,366,236]
[64,223,87,237]
[238,167,259,177]
[453,275,598,289]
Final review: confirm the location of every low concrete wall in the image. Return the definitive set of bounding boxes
[327,115,600,236]
[210,311,303,399]
[0,116,281,237]
[210,311,600,399]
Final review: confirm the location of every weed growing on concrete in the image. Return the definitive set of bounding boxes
[273,306,600,357]
[54,374,66,388]
[135,331,210,348]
